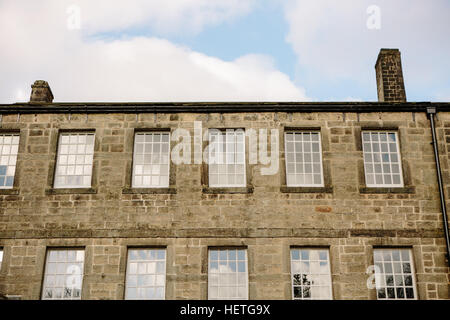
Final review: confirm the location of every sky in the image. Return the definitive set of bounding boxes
[0,0,449,103]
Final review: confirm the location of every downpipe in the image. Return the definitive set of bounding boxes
[427,107,450,267]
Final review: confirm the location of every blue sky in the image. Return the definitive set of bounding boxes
[0,0,449,103]
[167,2,296,77]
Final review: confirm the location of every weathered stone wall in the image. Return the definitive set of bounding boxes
[0,111,448,299]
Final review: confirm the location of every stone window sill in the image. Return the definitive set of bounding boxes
[359,186,415,194]
[280,186,333,193]
[45,188,97,195]
[122,187,176,194]
[0,188,19,195]
[202,186,254,194]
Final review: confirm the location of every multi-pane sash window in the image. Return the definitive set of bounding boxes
[291,249,332,300]
[54,133,94,188]
[0,134,19,189]
[208,129,246,187]
[285,132,324,187]
[132,132,170,188]
[373,249,416,300]
[208,248,248,300]
[42,249,85,300]
[362,132,403,187]
[125,249,166,300]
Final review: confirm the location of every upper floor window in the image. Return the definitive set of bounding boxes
[132,132,170,188]
[42,249,85,300]
[208,129,246,188]
[285,132,324,187]
[54,133,94,188]
[362,131,403,187]
[373,249,416,300]
[125,248,166,300]
[0,133,19,189]
[208,248,248,300]
[291,248,332,300]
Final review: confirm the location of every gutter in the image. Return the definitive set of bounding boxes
[427,106,450,266]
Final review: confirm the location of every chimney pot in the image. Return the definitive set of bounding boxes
[375,49,406,102]
[29,80,54,103]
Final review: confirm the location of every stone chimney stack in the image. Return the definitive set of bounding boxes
[29,80,54,103]
[375,49,406,102]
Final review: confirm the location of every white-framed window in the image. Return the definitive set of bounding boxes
[285,132,324,187]
[290,248,332,300]
[125,248,166,300]
[132,132,170,188]
[373,249,417,300]
[0,248,3,270]
[208,129,246,188]
[362,131,403,187]
[42,249,85,300]
[208,248,248,300]
[54,133,95,188]
[0,133,19,189]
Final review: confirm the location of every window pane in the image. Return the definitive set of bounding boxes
[125,249,166,300]
[362,131,403,187]
[132,133,170,188]
[0,249,3,270]
[0,134,19,189]
[285,132,323,187]
[54,133,94,188]
[291,249,332,300]
[42,249,84,300]
[208,130,246,187]
[373,249,416,300]
[208,249,248,300]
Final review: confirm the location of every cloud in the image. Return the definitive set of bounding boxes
[0,0,308,103]
[282,0,450,101]
[76,0,257,35]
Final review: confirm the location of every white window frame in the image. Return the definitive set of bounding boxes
[124,248,166,300]
[208,129,246,188]
[362,131,404,188]
[373,248,417,300]
[132,132,170,188]
[290,248,333,300]
[208,248,249,300]
[54,132,95,189]
[0,248,3,270]
[42,249,85,300]
[284,131,324,187]
[0,133,20,189]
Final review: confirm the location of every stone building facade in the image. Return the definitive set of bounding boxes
[0,49,448,300]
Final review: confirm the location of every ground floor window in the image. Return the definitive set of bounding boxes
[373,248,416,299]
[291,248,332,299]
[125,248,166,300]
[208,248,248,300]
[42,249,85,300]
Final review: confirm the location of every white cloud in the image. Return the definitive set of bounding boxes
[282,0,450,101]
[77,0,256,35]
[0,0,308,103]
